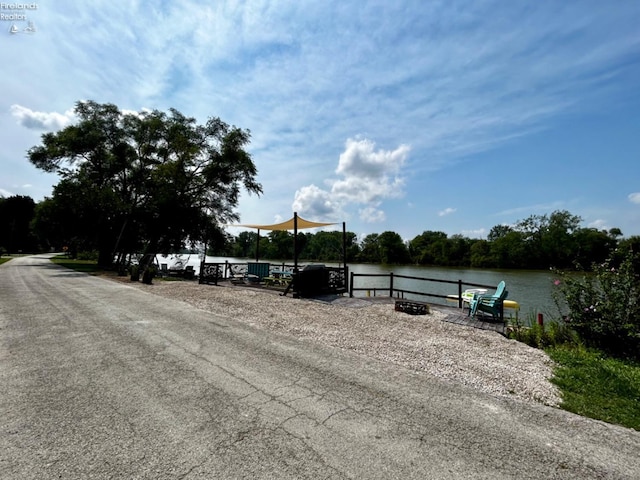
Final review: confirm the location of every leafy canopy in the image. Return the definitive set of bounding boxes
[29,101,262,265]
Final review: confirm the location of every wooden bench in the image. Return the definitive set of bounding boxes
[394,299,430,315]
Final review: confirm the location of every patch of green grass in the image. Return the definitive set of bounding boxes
[0,257,13,265]
[50,255,105,274]
[547,345,640,431]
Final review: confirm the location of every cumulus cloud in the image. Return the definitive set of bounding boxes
[292,184,344,218]
[10,104,75,131]
[628,192,640,204]
[336,138,409,179]
[588,219,609,230]
[438,207,456,217]
[293,138,410,223]
[359,206,386,223]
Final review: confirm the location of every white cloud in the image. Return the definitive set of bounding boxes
[292,184,343,219]
[0,188,14,197]
[438,207,456,217]
[293,138,410,222]
[331,175,405,204]
[628,192,640,204]
[330,139,409,205]
[10,105,75,131]
[359,206,386,223]
[588,219,609,230]
[336,138,409,179]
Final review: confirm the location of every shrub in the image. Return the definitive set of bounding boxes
[76,250,99,261]
[507,313,577,349]
[553,250,640,360]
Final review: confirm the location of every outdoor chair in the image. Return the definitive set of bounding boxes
[469,281,508,320]
[184,265,195,280]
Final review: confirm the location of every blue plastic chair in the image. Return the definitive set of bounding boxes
[470,281,508,320]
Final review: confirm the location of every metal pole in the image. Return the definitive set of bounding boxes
[342,221,348,293]
[349,271,354,297]
[256,229,260,262]
[292,213,299,298]
[293,212,298,272]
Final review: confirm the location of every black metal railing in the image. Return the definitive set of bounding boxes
[198,261,348,295]
[349,272,495,308]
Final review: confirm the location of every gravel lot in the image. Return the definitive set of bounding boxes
[113,277,561,407]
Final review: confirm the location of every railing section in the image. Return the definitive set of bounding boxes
[326,266,348,294]
[199,262,223,285]
[198,262,348,294]
[349,271,496,308]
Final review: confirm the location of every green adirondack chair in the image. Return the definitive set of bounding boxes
[469,281,508,320]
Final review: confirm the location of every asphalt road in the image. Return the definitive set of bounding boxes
[1,254,639,479]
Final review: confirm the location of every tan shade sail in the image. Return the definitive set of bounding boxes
[237,215,337,231]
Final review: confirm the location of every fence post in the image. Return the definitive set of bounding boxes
[389,272,394,298]
[349,271,354,297]
[458,280,463,309]
[344,265,349,294]
[537,313,544,327]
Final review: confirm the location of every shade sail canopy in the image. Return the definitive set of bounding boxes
[237,215,337,231]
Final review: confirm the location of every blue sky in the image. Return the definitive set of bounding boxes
[2,1,639,241]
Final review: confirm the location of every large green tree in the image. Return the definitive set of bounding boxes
[408,230,448,264]
[29,101,261,266]
[301,230,360,262]
[0,195,38,254]
[358,233,381,263]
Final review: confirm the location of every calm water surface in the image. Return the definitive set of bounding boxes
[346,263,558,317]
[161,254,560,318]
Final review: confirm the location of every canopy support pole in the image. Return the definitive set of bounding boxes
[256,229,260,262]
[293,212,298,273]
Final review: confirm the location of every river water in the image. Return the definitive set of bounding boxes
[345,262,559,318]
[158,254,561,320]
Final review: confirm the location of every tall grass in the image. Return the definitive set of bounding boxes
[507,313,577,349]
[507,313,640,431]
[547,345,640,431]
[50,255,104,274]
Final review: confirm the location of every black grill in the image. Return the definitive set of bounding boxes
[294,264,329,297]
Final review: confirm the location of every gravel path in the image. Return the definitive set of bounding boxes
[113,277,561,407]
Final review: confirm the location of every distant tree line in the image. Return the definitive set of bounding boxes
[2,191,637,272]
[212,210,640,271]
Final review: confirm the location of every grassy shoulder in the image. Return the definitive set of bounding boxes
[50,255,106,274]
[0,257,13,265]
[48,255,183,281]
[547,345,640,431]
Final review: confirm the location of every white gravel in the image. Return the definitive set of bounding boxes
[118,278,561,407]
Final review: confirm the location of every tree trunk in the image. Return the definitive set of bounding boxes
[97,248,113,268]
